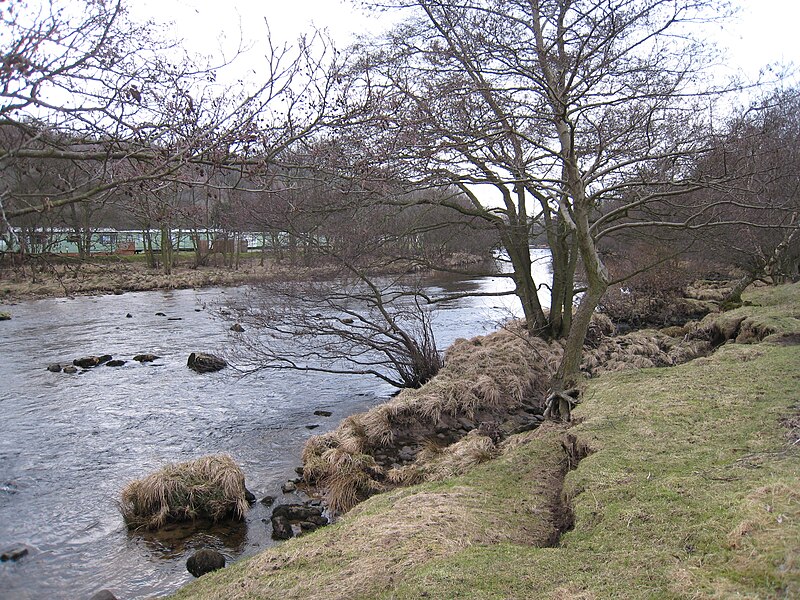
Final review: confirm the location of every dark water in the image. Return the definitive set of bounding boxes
[0,251,551,600]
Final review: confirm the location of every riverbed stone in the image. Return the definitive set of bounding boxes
[272,504,324,521]
[299,521,318,533]
[270,515,294,540]
[73,356,101,368]
[155,312,166,316]
[457,417,476,430]
[0,312,10,321]
[90,590,118,600]
[63,365,78,374]
[244,488,256,504]
[186,548,226,577]
[313,410,333,417]
[105,360,126,367]
[133,354,159,362]
[281,481,296,493]
[47,363,62,373]
[187,352,227,373]
[230,323,245,332]
[260,495,275,506]
[126,313,133,318]
[0,546,28,562]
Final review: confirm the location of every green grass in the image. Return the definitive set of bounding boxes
[170,283,800,599]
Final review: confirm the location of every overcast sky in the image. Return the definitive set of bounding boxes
[129,0,800,86]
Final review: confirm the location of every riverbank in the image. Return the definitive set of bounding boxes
[171,282,800,599]
[0,252,488,304]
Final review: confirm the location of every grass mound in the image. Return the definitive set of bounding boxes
[119,454,249,530]
[302,311,740,515]
[302,322,563,513]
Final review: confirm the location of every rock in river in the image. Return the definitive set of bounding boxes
[73,356,102,369]
[133,353,159,362]
[105,360,126,367]
[271,515,294,540]
[186,548,226,577]
[230,323,245,332]
[90,591,118,600]
[62,365,78,374]
[187,352,227,373]
[0,312,11,321]
[47,363,62,373]
[1,546,28,562]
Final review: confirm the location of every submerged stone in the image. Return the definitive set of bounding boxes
[186,548,225,577]
[133,353,160,362]
[270,515,294,540]
[0,546,28,562]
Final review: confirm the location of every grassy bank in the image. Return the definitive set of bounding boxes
[0,255,279,302]
[172,283,800,599]
[0,252,488,303]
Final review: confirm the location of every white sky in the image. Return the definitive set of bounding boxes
[129,0,800,85]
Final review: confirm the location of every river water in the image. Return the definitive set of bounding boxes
[0,251,550,600]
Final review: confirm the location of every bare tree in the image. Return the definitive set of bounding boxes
[227,269,443,389]
[1,1,344,237]
[683,87,800,300]
[320,0,784,407]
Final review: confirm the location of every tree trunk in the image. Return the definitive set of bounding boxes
[502,230,549,335]
[160,227,173,275]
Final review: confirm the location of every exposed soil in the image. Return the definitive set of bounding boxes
[768,332,800,346]
[548,432,594,545]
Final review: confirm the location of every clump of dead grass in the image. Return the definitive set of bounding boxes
[684,279,733,302]
[581,329,711,376]
[302,321,562,513]
[387,431,500,485]
[119,454,249,530]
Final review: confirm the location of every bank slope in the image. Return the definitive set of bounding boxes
[172,283,800,600]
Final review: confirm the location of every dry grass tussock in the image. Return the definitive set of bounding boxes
[392,320,562,424]
[387,430,500,485]
[581,328,711,376]
[684,279,733,302]
[302,321,562,512]
[119,454,249,530]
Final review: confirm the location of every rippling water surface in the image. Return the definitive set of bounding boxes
[0,251,550,599]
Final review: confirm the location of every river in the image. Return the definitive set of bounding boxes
[0,250,551,600]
